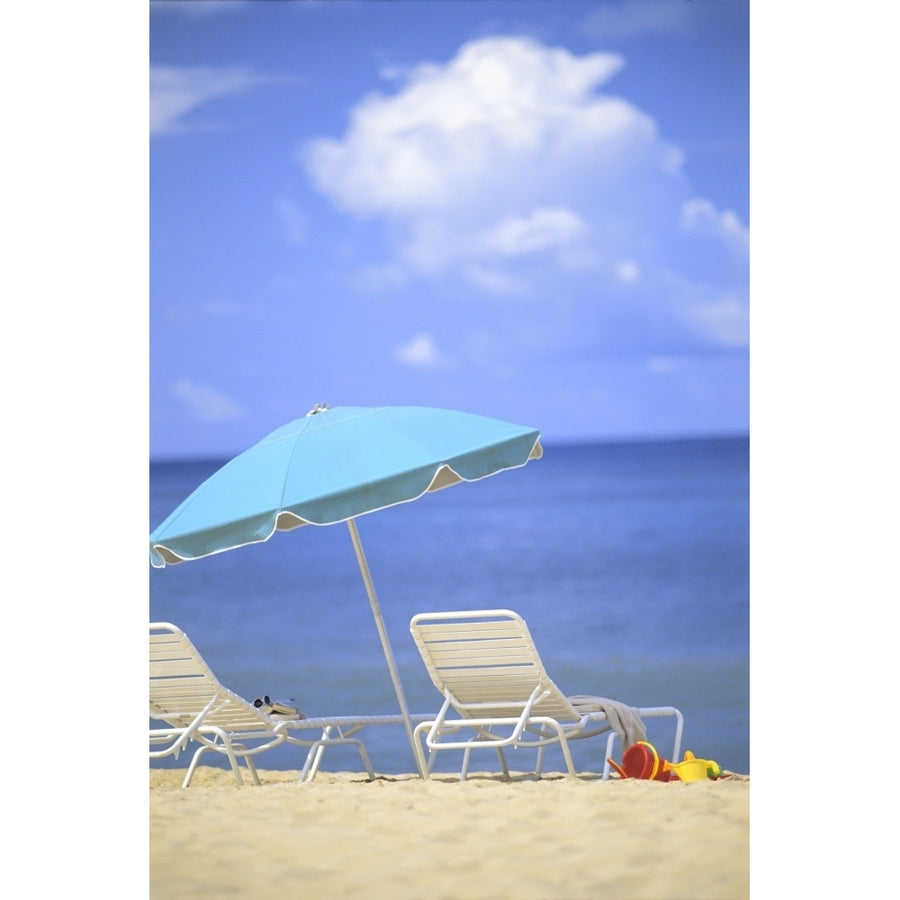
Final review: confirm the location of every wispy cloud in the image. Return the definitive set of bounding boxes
[680,198,749,257]
[393,333,452,370]
[352,262,409,294]
[274,196,308,246]
[616,259,641,285]
[680,289,749,347]
[151,0,251,21]
[173,379,243,421]
[648,356,685,374]
[582,0,696,40]
[150,64,271,136]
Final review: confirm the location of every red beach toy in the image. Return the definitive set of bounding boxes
[608,741,673,781]
[607,743,724,782]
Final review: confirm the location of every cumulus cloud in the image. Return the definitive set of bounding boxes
[482,208,587,257]
[302,36,676,287]
[300,34,747,357]
[397,206,590,281]
[304,38,634,214]
[173,379,242,421]
[150,64,270,135]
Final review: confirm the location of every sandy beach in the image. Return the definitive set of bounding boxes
[150,767,749,900]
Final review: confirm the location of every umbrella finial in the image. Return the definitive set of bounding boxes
[307,403,330,416]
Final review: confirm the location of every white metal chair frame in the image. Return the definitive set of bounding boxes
[410,609,684,780]
[150,623,429,786]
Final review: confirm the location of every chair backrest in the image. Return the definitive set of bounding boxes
[150,623,271,732]
[410,610,579,722]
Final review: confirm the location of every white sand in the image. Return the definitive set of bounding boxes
[150,767,749,899]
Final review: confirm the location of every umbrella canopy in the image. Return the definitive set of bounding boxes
[149,404,543,774]
[150,405,542,566]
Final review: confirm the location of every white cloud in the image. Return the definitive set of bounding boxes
[482,208,586,257]
[151,0,250,19]
[648,356,684,374]
[680,198,749,256]
[150,64,269,135]
[392,333,451,369]
[301,35,674,283]
[616,259,641,285]
[173,379,243,421]
[304,38,630,216]
[681,290,749,347]
[300,34,745,355]
[396,206,589,286]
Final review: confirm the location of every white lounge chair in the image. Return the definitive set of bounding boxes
[150,622,430,786]
[409,609,684,780]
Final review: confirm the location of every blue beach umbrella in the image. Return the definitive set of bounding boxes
[149,404,543,774]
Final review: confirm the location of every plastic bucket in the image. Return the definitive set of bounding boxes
[621,742,672,782]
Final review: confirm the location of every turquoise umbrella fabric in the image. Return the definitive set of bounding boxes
[150,405,542,567]
[149,404,543,774]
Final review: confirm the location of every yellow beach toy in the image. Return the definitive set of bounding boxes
[665,750,722,782]
[607,743,723,782]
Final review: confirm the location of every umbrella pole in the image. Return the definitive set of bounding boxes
[346,518,425,778]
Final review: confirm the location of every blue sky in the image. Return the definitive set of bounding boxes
[149,0,749,460]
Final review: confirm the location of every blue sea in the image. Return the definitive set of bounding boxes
[150,437,749,776]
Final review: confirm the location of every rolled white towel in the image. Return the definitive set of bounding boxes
[567,695,647,749]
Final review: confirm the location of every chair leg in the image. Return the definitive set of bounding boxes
[459,740,510,781]
[602,732,618,780]
[299,744,321,782]
[183,746,207,787]
[671,710,684,763]
[234,744,261,785]
[496,747,510,780]
[557,732,577,777]
[459,742,510,782]
[184,742,245,788]
[298,737,376,783]
[350,738,375,781]
[413,722,433,781]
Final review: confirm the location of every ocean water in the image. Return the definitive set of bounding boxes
[150,437,749,776]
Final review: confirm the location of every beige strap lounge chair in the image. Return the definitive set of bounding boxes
[410,609,684,780]
[150,623,430,786]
